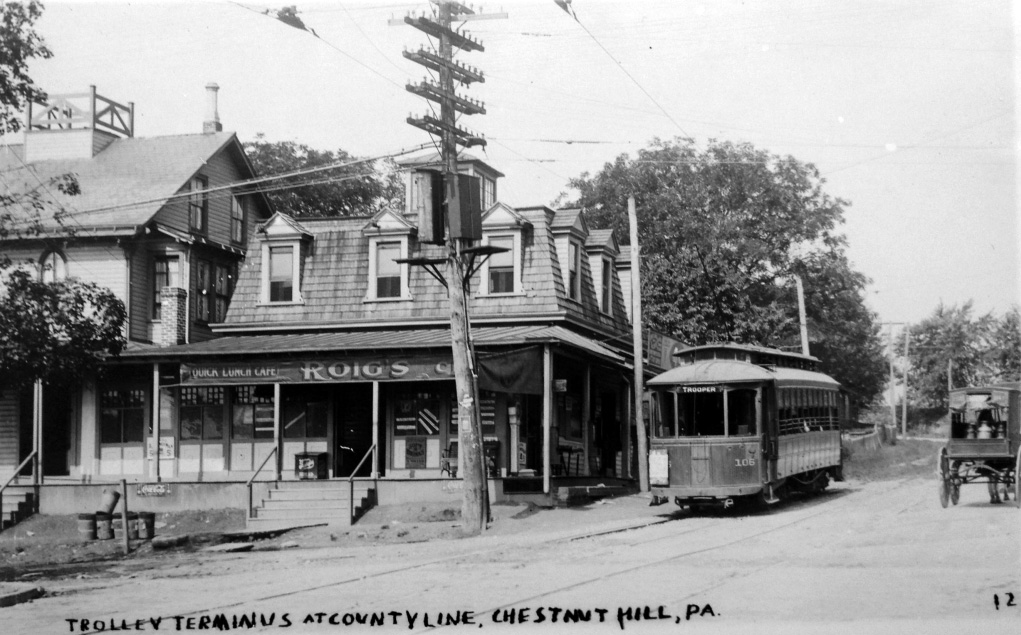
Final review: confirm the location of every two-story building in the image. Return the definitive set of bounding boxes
[0,85,273,488]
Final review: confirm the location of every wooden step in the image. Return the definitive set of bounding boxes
[255,507,351,520]
[269,488,370,501]
[260,499,355,511]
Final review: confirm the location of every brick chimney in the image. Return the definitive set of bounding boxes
[159,287,188,347]
[203,83,222,133]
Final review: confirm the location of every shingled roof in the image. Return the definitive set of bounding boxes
[221,205,633,338]
[0,132,245,233]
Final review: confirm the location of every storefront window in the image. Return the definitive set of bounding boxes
[283,399,328,438]
[231,386,274,439]
[396,390,443,436]
[100,389,146,444]
[180,387,225,440]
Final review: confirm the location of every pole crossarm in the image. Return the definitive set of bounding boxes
[406,115,487,148]
[406,80,486,115]
[403,49,485,84]
[405,15,485,52]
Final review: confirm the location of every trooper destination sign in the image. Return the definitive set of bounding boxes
[180,355,455,385]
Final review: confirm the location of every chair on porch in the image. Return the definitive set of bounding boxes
[440,441,458,478]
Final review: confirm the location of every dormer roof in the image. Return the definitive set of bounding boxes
[363,208,416,236]
[481,202,531,229]
[585,229,619,254]
[258,212,312,239]
[551,207,589,238]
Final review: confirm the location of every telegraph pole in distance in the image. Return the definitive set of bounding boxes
[397,2,505,535]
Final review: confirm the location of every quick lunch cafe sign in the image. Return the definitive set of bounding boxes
[181,355,455,385]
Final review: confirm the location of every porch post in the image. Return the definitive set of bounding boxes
[371,381,380,478]
[33,380,43,485]
[582,364,591,476]
[273,382,282,481]
[543,345,552,495]
[151,364,160,481]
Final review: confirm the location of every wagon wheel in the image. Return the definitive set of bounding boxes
[950,476,960,506]
[938,447,950,509]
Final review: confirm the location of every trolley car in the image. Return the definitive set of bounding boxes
[647,343,845,509]
[939,382,1020,508]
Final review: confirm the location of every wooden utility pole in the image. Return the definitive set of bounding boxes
[901,325,910,436]
[401,2,504,534]
[793,275,809,356]
[628,197,649,492]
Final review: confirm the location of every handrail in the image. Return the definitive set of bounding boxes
[247,447,279,521]
[348,444,376,525]
[1,451,39,532]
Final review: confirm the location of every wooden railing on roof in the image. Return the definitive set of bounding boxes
[27,85,133,138]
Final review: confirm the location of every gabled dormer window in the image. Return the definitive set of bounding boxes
[364,209,414,302]
[258,213,311,305]
[375,242,402,298]
[568,241,581,300]
[601,257,612,314]
[366,236,410,301]
[479,203,529,296]
[480,234,521,295]
[268,245,295,302]
[189,176,208,233]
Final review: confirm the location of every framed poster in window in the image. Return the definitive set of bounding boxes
[405,437,427,469]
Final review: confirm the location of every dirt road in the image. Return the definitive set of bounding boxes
[4,476,1019,634]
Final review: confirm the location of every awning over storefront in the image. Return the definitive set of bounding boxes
[122,325,625,388]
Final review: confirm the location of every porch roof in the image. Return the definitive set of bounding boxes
[119,325,626,364]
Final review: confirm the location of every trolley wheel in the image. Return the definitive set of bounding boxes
[938,447,950,509]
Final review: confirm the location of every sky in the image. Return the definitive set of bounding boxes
[19,0,1020,331]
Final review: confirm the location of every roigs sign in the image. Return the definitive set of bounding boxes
[181,355,454,385]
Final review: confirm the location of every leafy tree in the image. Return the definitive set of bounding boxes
[567,137,886,405]
[0,1,50,135]
[243,135,403,218]
[905,302,994,407]
[0,0,80,270]
[987,306,1020,381]
[0,269,126,391]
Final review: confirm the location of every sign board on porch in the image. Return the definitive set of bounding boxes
[146,437,176,459]
[553,379,567,392]
[405,437,427,469]
[181,355,454,385]
[137,483,172,497]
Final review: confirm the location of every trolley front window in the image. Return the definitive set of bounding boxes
[652,385,760,438]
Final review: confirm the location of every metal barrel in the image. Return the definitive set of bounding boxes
[77,513,96,541]
[137,512,156,540]
[95,512,113,540]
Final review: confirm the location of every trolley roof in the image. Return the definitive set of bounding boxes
[647,359,840,389]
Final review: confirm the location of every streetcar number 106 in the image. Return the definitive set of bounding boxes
[734,458,756,467]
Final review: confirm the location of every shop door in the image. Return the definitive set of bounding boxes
[335,384,374,477]
[598,392,620,476]
[42,383,72,476]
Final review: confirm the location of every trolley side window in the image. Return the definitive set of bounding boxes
[653,390,677,438]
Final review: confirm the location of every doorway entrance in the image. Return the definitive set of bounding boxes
[334,384,374,477]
